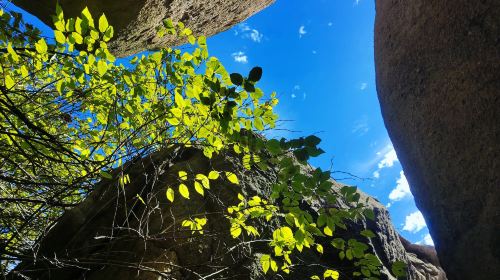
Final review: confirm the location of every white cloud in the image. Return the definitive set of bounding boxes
[378,148,398,169]
[302,92,307,99]
[360,82,367,90]
[234,23,263,43]
[299,25,307,38]
[372,146,399,179]
[328,22,333,27]
[403,211,427,233]
[232,51,248,63]
[293,85,301,91]
[386,202,392,208]
[389,171,412,201]
[419,234,435,246]
[312,50,317,55]
[354,0,361,5]
[291,93,297,99]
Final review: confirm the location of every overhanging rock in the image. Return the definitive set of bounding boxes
[13,0,274,57]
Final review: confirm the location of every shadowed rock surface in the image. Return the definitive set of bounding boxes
[12,0,274,57]
[8,148,444,279]
[374,1,500,279]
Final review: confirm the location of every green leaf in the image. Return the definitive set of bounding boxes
[98,14,109,33]
[323,226,333,236]
[361,229,376,238]
[225,172,239,184]
[135,194,146,205]
[331,238,345,250]
[35,38,48,53]
[54,30,66,44]
[166,187,175,202]
[55,3,64,20]
[304,135,321,147]
[100,171,113,179]
[254,118,264,131]
[230,225,242,238]
[324,269,339,280]
[97,60,107,76]
[208,171,219,180]
[316,244,324,254]
[260,254,271,274]
[230,73,243,86]
[81,7,94,27]
[179,183,190,199]
[363,208,375,221]
[266,139,281,155]
[244,81,255,92]
[391,261,407,278]
[194,181,204,196]
[178,170,188,180]
[248,66,263,82]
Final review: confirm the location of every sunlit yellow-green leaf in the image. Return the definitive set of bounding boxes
[194,181,204,196]
[35,38,48,53]
[225,172,239,184]
[323,269,339,280]
[166,187,175,202]
[178,170,188,180]
[97,60,107,76]
[135,194,146,205]
[230,225,242,238]
[179,183,190,199]
[98,14,109,33]
[260,254,271,274]
[323,226,333,237]
[54,30,66,44]
[208,171,219,180]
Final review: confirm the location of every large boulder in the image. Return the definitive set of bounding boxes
[12,0,274,57]
[374,1,500,279]
[8,148,445,279]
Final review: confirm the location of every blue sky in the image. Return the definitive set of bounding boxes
[207,0,433,245]
[5,0,433,245]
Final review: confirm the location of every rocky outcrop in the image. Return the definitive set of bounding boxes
[12,0,274,57]
[9,148,444,279]
[374,1,500,279]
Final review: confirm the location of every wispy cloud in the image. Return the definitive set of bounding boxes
[299,25,307,38]
[232,51,248,63]
[389,171,412,201]
[312,50,317,55]
[352,116,370,136]
[291,93,297,99]
[249,29,263,42]
[403,211,427,233]
[354,0,361,5]
[360,82,367,90]
[234,23,263,43]
[328,22,333,27]
[293,85,301,91]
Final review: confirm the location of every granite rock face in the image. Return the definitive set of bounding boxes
[13,0,274,57]
[374,1,500,279]
[9,148,445,279]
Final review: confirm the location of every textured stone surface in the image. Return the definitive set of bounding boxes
[374,1,500,279]
[13,0,274,57]
[9,148,445,279]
